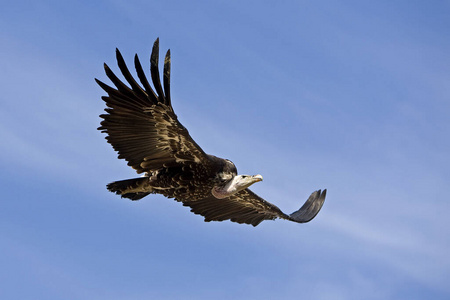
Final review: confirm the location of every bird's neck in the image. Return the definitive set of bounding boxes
[211,177,240,199]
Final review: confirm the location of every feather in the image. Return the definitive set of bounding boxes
[150,38,165,103]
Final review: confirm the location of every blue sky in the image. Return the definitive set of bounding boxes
[1,0,449,299]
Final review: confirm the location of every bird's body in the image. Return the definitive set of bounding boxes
[97,38,326,226]
[108,155,234,201]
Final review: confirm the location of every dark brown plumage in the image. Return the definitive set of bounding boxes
[96,38,326,226]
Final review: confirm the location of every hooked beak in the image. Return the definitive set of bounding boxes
[252,174,263,182]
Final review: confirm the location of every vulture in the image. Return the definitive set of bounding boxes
[96,38,326,226]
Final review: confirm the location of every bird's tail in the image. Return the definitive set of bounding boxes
[107,177,151,200]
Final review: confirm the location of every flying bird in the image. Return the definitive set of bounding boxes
[96,38,326,226]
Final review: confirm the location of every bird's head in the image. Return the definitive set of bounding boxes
[233,174,263,189]
[212,174,263,199]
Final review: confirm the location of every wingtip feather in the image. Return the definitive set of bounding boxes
[150,38,165,102]
[288,189,327,223]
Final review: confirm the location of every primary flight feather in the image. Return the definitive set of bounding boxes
[96,38,326,226]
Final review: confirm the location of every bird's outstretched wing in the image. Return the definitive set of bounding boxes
[96,38,208,173]
[184,189,327,226]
